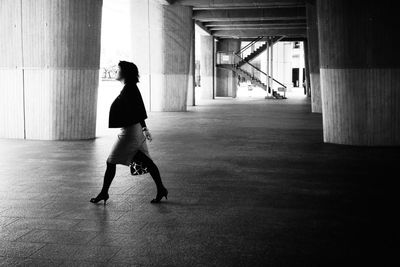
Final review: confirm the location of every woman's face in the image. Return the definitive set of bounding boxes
[116,67,123,81]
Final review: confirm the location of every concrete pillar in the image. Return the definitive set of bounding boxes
[260,45,266,85]
[200,35,214,100]
[307,0,322,112]
[0,0,102,140]
[317,0,400,146]
[303,39,311,96]
[187,21,195,106]
[130,0,193,111]
[270,39,274,90]
[266,39,270,93]
[282,42,293,89]
[250,44,255,78]
[216,39,240,97]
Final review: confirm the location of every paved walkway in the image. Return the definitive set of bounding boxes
[1,96,399,266]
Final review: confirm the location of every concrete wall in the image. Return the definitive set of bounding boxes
[131,0,193,111]
[0,0,102,140]
[317,0,400,146]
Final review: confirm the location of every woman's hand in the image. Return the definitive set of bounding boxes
[142,127,152,142]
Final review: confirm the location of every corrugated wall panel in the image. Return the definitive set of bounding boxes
[318,0,400,146]
[321,69,400,146]
[0,0,24,138]
[21,0,101,140]
[1,0,102,140]
[132,0,193,111]
[21,0,102,69]
[0,0,23,68]
[0,70,25,138]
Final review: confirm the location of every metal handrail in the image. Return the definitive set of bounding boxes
[235,36,263,56]
[232,53,286,89]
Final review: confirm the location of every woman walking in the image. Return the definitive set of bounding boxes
[90,61,168,205]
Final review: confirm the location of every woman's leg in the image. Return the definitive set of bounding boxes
[90,162,116,204]
[134,151,167,202]
[100,162,116,194]
[134,151,165,192]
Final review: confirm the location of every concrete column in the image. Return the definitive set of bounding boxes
[270,39,274,91]
[216,39,241,97]
[200,35,214,100]
[303,39,311,96]
[250,44,255,78]
[0,0,102,140]
[187,21,195,106]
[266,39,270,94]
[317,0,400,146]
[260,46,267,85]
[131,0,193,111]
[282,42,293,89]
[307,0,322,112]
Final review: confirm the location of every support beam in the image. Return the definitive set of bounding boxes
[280,36,306,42]
[317,0,400,146]
[306,0,321,112]
[266,38,271,93]
[176,0,305,9]
[200,35,215,99]
[187,21,196,106]
[271,37,274,90]
[209,25,306,31]
[303,39,311,96]
[155,0,176,5]
[204,20,306,27]
[212,28,306,38]
[193,7,306,22]
[195,21,213,35]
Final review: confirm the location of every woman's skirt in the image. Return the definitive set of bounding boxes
[107,123,150,166]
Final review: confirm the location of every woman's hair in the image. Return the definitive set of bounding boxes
[118,61,139,83]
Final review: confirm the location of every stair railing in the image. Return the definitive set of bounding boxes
[235,36,263,59]
[232,53,287,92]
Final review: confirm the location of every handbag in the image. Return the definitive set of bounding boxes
[130,147,149,175]
[130,160,148,175]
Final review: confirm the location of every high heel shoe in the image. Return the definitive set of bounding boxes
[90,192,109,205]
[150,188,168,203]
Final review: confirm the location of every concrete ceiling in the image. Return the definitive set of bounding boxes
[171,0,307,40]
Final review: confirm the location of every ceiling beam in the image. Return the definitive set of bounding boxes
[195,21,213,35]
[203,19,306,27]
[193,7,306,22]
[234,37,279,41]
[209,25,306,31]
[280,36,306,42]
[175,0,305,9]
[154,0,176,5]
[212,28,307,38]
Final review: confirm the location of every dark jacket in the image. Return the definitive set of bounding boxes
[108,83,147,128]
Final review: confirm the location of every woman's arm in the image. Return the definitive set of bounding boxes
[140,120,152,142]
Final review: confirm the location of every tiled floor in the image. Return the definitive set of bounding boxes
[1,96,400,266]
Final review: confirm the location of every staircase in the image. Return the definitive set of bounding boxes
[219,64,286,99]
[237,42,268,67]
[216,36,287,99]
[220,64,267,91]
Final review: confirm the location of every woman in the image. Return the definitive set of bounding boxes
[90,61,168,205]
